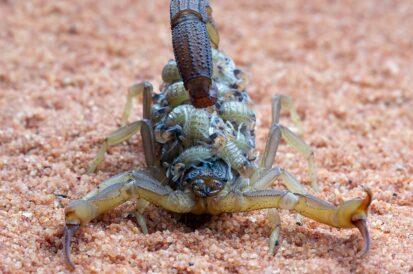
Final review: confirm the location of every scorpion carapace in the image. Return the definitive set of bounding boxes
[170,0,219,108]
[63,1,372,270]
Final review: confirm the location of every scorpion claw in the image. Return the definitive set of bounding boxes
[351,187,372,257]
[64,223,80,271]
[353,218,370,257]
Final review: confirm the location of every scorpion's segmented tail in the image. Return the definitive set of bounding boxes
[170,0,217,108]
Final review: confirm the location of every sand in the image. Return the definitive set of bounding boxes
[1,0,412,273]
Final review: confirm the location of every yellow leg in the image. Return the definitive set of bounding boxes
[87,118,157,173]
[279,125,318,191]
[266,95,317,190]
[260,124,281,170]
[259,123,318,191]
[86,121,143,173]
[121,81,153,125]
[267,209,281,255]
[272,95,303,134]
[129,198,150,235]
[67,170,195,226]
[251,166,307,195]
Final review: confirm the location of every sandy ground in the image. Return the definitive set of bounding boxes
[1,0,413,273]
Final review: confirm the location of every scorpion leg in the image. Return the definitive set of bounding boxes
[86,120,143,174]
[259,124,281,171]
[267,208,281,255]
[258,122,317,191]
[211,188,372,257]
[87,119,155,173]
[64,170,194,270]
[250,166,307,234]
[272,95,303,134]
[264,95,317,190]
[279,125,318,191]
[251,166,307,195]
[129,198,150,235]
[121,81,153,125]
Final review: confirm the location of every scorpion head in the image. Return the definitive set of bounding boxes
[183,160,229,198]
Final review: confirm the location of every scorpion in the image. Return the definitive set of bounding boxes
[63,0,372,270]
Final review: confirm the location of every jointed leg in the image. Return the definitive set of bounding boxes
[87,120,143,173]
[87,118,158,173]
[279,125,318,191]
[68,170,195,225]
[259,124,281,171]
[272,95,303,134]
[87,81,156,173]
[129,198,150,234]
[250,166,308,226]
[258,122,318,191]
[259,96,318,191]
[264,96,316,181]
[251,166,307,195]
[267,209,281,255]
[64,170,194,269]
[140,119,158,168]
[121,81,153,125]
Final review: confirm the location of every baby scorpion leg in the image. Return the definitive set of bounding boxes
[86,119,155,173]
[210,188,372,257]
[64,170,194,270]
[121,81,153,125]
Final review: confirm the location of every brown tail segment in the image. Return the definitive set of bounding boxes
[170,0,215,108]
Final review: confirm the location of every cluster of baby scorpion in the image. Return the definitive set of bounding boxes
[154,48,257,188]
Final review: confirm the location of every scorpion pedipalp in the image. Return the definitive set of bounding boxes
[63,223,80,271]
[351,187,372,257]
[353,218,370,257]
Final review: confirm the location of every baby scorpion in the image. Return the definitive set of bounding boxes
[63,0,372,270]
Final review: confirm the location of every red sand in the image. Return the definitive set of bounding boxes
[1,0,412,273]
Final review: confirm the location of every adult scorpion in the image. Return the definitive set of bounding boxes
[63,0,372,270]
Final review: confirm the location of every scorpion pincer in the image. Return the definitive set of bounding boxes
[63,0,372,270]
[170,0,219,108]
